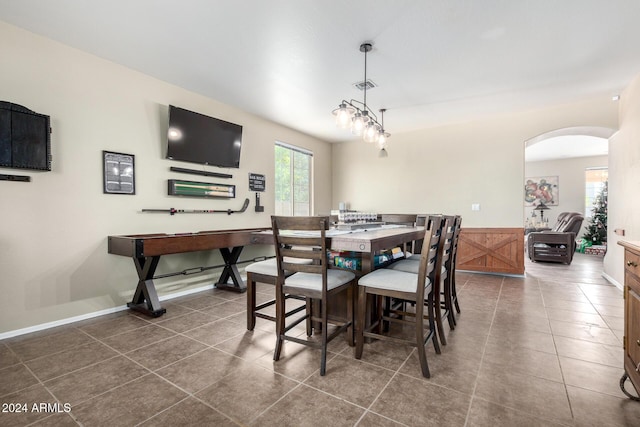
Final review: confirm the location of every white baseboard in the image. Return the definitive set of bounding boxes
[601,272,623,291]
[0,283,217,340]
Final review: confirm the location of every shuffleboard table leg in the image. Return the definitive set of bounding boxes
[216,246,247,293]
[127,256,167,317]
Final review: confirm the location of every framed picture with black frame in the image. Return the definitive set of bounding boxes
[103,150,135,195]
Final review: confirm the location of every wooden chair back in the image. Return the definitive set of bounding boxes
[271,215,330,295]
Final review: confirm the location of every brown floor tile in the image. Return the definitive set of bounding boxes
[79,314,150,340]
[45,355,149,406]
[0,344,20,369]
[545,307,608,328]
[139,397,240,426]
[487,325,556,354]
[131,302,195,323]
[567,385,640,427]
[602,314,625,331]
[101,324,177,353]
[559,356,627,398]
[198,300,246,318]
[304,353,395,407]
[351,338,414,371]
[0,384,59,427]
[400,348,482,394]
[72,374,187,427]
[126,335,208,371]
[30,412,78,426]
[173,294,228,310]
[593,303,624,318]
[554,335,623,368]
[466,397,567,426]
[8,329,95,362]
[156,348,246,393]
[550,320,621,346]
[182,318,246,346]
[544,299,597,314]
[254,340,326,381]
[474,363,573,425]
[370,374,471,426]
[25,341,118,381]
[249,384,364,427]
[0,363,39,397]
[196,363,297,424]
[491,312,552,335]
[154,310,219,333]
[481,342,563,382]
[356,411,406,426]
[214,329,275,361]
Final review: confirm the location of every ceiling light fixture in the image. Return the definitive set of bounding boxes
[332,42,390,149]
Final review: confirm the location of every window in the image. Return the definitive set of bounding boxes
[275,142,313,215]
[585,167,608,217]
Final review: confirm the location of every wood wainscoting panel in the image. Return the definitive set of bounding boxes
[457,228,524,275]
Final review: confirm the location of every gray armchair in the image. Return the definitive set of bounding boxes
[527,212,584,264]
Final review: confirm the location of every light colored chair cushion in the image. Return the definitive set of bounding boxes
[389,260,447,276]
[358,268,431,293]
[285,269,355,291]
[245,257,312,276]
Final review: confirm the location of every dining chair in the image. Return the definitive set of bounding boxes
[387,215,452,345]
[390,215,462,326]
[450,215,463,318]
[245,258,310,332]
[355,216,444,378]
[380,214,418,253]
[271,215,356,376]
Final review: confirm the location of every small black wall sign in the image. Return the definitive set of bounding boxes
[249,173,265,191]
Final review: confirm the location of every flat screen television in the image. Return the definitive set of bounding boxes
[166,105,243,168]
[0,101,51,171]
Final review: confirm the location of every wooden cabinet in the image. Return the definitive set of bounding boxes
[458,228,524,275]
[619,241,640,397]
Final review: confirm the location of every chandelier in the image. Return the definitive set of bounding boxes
[332,42,390,151]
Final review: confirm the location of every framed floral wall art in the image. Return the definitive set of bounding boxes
[524,176,558,207]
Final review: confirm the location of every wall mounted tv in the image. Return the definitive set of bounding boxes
[0,101,52,171]
[166,105,243,169]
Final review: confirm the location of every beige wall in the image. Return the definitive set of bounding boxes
[525,155,608,234]
[0,22,332,334]
[332,99,618,227]
[604,73,640,286]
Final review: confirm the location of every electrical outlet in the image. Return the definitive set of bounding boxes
[471,203,481,211]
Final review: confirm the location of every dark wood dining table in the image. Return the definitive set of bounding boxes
[108,225,426,317]
[251,225,426,275]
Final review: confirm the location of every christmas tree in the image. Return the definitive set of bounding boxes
[583,181,607,245]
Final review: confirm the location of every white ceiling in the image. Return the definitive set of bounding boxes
[1,0,639,146]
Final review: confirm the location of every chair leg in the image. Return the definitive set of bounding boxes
[305,297,313,336]
[433,286,447,346]
[246,275,257,331]
[346,284,354,346]
[273,281,285,361]
[320,294,329,376]
[452,273,461,314]
[414,298,431,378]
[375,295,384,334]
[427,292,441,355]
[443,278,455,330]
[355,286,366,359]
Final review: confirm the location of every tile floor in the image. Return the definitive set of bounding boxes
[2,253,640,426]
